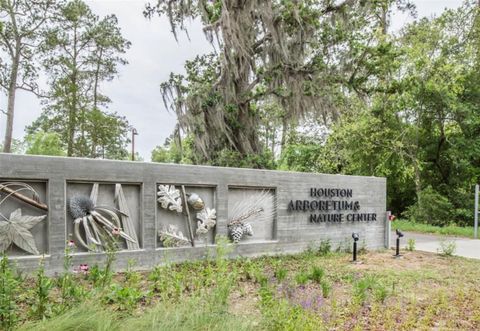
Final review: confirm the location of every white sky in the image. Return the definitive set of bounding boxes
[0,0,464,160]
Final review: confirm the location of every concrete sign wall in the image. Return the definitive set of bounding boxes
[0,153,387,274]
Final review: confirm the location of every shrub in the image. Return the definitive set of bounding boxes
[104,283,145,312]
[353,275,389,305]
[321,280,331,298]
[317,240,332,256]
[373,284,388,303]
[438,239,456,256]
[30,260,53,320]
[404,186,453,226]
[295,271,309,285]
[310,266,324,284]
[406,238,416,251]
[0,255,20,330]
[274,266,288,282]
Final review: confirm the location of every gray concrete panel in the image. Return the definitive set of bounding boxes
[0,153,386,274]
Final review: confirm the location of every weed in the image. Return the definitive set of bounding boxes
[30,259,53,320]
[295,271,309,285]
[301,243,317,259]
[359,239,368,254]
[258,281,322,330]
[392,219,474,238]
[438,239,456,256]
[104,283,145,312]
[317,240,332,256]
[373,284,388,303]
[321,280,331,298]
[125,259,142,286]
[274,266,288,282]
[336,237,353,253]
[353,275,389,305]
[147,265,163,293]
[353,275,378,305]
[102,241,118,287]
[209,236,235,307]
[87,242,118,288]
[310,266,325,284]
[57,242,84,312]
[0,255,19,330]
[406,238,416,251]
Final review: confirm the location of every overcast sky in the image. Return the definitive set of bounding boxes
[0,0,464,160]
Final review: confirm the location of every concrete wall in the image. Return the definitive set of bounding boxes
[0,153,387,274]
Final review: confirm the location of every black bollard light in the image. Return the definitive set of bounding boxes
[394,229,404,258]
[352,232,359,262]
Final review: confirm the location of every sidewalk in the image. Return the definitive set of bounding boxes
[391,231,480,259]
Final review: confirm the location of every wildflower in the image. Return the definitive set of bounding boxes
[74,264,89,275]
[112,227,121,236]
[67,240,76,248]
[80,264,89,274]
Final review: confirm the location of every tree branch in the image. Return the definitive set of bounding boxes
[322,0,357,14]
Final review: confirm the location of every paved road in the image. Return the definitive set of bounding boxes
[391,231,480,260]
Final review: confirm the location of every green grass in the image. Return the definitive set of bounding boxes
[392,219,475,238]
[4,241,480,330]
[19,297,255,331]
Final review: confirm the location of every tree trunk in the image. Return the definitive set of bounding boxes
[280,116,288,155]
[174,124,182,162]
[235,102,260,156]
[93,47,103,109]
[2,46,20,153]
[67,25,79,157]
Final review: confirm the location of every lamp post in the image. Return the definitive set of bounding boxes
[394,229,404,258]
[352,232,359,262]
[131,128,138,161]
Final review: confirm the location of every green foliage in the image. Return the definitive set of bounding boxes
[321,280,331,298]
[352,274,390,305]
[0,0,56,153]
[278,142,323,172]
[151,0,398,169]
[295,270,309,285]
[209,236,235,307]
[392,219,474,237]
[404,186,454,226]
[275,2,480,228]
[0,255,20,330]
[353,275,380,305]
[86,243,117,289]
[25,131,66,156]
[8,248,480,330]
[438,239,457,256]
[151,128,184,164]
[373,283,389,303]
[274,266,288,282]
[0,139,25,154]
[317,240,332,256]
[406,238,416,251]
[30,0,131,158]
[30,260,53,320]
[335,237,353,254]
[19,297,255,331]
[56,244,85,312]
[104,283,144,312]
[310,266,325,284]
[258,282,323,330]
